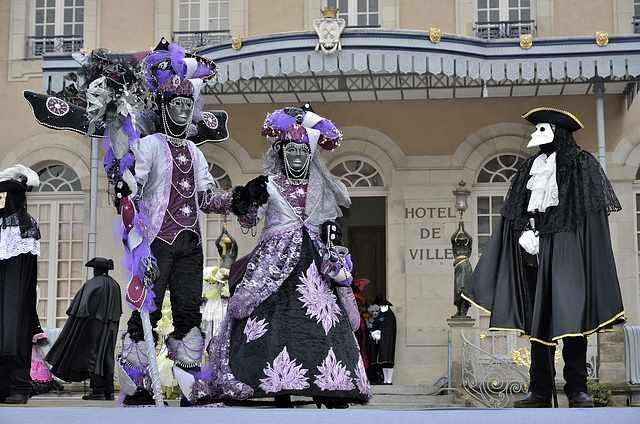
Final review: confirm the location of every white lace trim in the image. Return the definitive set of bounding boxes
[526,152,559,213]
[0,225,40,259]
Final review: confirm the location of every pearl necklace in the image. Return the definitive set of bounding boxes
[283,154,310,186]
[161,103,192,139]
[166,135,187,148]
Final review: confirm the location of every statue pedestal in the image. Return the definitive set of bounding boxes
[447,317,476,390]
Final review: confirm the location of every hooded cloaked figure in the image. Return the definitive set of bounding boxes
[0,165,40,404]
[208,105,372,409]
[462,107,625,408]
[46,258,122,400]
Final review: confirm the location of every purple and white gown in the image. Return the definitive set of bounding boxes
[209,169,372,404]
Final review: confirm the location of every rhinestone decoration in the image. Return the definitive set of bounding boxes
[203,111,219,129]
[46,97,70,117]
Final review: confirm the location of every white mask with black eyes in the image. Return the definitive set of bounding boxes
[527,123,555,147]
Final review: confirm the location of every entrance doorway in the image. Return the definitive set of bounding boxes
[337,196,386,304]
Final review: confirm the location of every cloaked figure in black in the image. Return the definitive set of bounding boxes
[46,257,122,400]
[0,165,41,405]
[462,107,625,408]
[370,295,396,385]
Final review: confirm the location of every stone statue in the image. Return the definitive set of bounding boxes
[451,220,472,317]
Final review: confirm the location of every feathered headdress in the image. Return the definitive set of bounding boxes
[144,38,217,100]
[261,105,342,155]
[0,164,40,189]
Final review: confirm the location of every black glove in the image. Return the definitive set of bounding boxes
[112,179,132,214]
[232,175,269,215]
[321,221,343,248]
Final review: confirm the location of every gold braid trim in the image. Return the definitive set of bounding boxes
[461,292,491,315]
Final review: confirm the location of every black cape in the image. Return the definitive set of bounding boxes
[463,141,625,344]
[0,253,38,368]
[46,274,122,381]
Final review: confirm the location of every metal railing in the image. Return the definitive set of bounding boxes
[172,30,231,49]
[27,35,83,59]
[474,20,536,40]
[461,328,598,408]
[461,330,529,408]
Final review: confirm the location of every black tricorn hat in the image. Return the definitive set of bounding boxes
[522,107,584,133]
[85,257,114,270]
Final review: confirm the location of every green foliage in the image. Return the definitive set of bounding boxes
[587,381,612,407]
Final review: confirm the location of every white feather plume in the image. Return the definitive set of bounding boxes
[0,165,40,187]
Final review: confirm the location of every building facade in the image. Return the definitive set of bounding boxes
[3,0,640,387]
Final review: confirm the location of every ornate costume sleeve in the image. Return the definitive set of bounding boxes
[237,205,260,228]
[335,286,360,332]
[198,190,234,215]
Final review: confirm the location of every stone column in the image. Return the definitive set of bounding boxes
[447,317,476,390]
[597,328,630,406]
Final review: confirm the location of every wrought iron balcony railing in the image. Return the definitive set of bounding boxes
[474,20,536,40]
[27,35,83,59]
[634,16,640,34]
[172,30,231,50]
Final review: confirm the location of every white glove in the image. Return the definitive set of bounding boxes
[519,229,539,255]
[371,330,381,341]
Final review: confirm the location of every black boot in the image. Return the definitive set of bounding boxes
[513,391,552,408]
[5,393,29,404]
[274,394,293,408]
[82,392,107,400]
[122,389,162,407]
[568,392,594,408]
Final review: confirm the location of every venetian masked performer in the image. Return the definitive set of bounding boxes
[208,106,372,408]
[113,40,266,408]
[0,165,40,405]
[23,40,266,407]
[463,107,625,408]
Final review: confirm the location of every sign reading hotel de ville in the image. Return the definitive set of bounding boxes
[404,201,457,272]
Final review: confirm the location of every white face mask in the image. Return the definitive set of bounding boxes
[527,123,555,147]
[0,192,6,209]
[380,305,389,313]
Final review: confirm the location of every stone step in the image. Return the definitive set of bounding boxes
[45,382,465,409]
[363,385,462,409]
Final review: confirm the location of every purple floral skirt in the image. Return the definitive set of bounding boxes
[226,233,371,403]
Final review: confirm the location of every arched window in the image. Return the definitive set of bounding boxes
[476,154,524,183]
[27,164,85,328]
[329,158,385,188]
[211,163,232,191]
[33,164,82,192]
